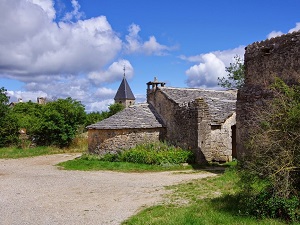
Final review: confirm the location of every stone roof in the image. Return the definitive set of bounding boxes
[114,77,135,100]
[159,87,237,125]
[87,103,165,130]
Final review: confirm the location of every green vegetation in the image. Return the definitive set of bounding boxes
[0,146,83,159]
[239,79,300,222]
[218,55,245,89]
[0,87,19,147]
[115,142,193,165]
[0,85,124,148]
[58,142,194,172]
[58,156,193,172]
[123,166,286,225]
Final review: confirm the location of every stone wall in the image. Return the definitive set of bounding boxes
[237,31,300,159]
[210,113,236,162]
[88,128,164,155]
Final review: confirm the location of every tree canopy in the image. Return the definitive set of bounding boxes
[218,55,245,89]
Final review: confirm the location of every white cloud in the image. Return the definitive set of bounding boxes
[88,59,133,85]
[88,99,114,112]
[183,46,245,89]
[30,0,56,20]
[95,87,116,99]
[124,24,175,55]
[62,0,85,22]
[289,22,300,33]
[267,31,284,39]
[267,22,300,39]
[0,0,122,81]
[7,90,48,103]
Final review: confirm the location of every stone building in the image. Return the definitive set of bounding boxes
[88,78,237,164]
[236,30,300,159]
[87,103,165,155]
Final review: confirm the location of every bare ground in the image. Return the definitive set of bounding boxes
[0,154,216,225]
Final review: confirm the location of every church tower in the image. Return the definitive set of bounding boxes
[114,67,135,108]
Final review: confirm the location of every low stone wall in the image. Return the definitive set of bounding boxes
[88,128,165,155]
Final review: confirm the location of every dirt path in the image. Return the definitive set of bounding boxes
[0,154,216,225]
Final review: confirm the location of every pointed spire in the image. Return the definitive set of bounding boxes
[114,67,135,107]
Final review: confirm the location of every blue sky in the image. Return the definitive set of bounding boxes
[1,0,300,111]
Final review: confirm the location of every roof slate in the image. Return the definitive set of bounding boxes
[87,103,165,129]
[114,77,135,100]
[160,87,237,124]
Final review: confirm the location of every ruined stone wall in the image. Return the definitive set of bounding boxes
[88,128,163,155]
[237,31,300,159]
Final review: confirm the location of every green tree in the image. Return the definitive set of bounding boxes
[11,101,43,135]
[218,55,245,89]
[107,103,125,117]
[0,87,19,147]
[85,111,107,127]
[34,98,86,147]
[0,87,9,117]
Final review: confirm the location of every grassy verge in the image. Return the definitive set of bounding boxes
[57,156,195,172]
[122,167,287,225]
[0,135,87,159]
[0,146,84,159]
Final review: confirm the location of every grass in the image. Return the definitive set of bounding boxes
[0,146,83,159]
[0,135,87,159]
[57,156,195,172]
[122,167,289,225]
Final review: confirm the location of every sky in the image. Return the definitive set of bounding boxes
[1,0,300,112]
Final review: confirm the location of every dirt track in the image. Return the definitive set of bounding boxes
[0,154,216,225]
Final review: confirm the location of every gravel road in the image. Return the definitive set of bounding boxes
[0,154,216,225]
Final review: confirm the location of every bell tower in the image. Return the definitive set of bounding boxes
[114,66,135,108]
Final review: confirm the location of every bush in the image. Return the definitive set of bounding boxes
[99,142,194,165]
[239,78,300,222]
[241,191,299,221]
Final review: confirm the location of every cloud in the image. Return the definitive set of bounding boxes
[124,24,176,55]
[0,0,122,82]
[288,22,300,33]
[62,0,85,22]
[267,31,284,39]
[88,59,133,85]
[88,99,115,112]
[267,22,300,39]
[94,87,116,99]
[183,46,245,89]
[7,90,48,103]
[30,0,56,20]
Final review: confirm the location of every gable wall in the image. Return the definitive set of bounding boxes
[148,89,216,163]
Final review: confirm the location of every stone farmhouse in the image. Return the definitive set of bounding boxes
[87,75,237,164]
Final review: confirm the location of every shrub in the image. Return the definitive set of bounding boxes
[239,78,300,222]
[241,191,299,221]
